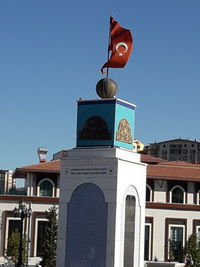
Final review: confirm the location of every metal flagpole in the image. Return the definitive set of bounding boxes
[106,14,112,78]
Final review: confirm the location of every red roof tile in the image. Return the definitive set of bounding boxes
[140,154,166,164]
[14,154,164,177]
[158,161,199,167]
[13,154,200,182]
[147,164,200,181]
[13,160,60,178]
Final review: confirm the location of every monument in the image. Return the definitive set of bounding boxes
[56,16,147,267]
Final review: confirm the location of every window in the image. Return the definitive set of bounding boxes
[146,185,152,202]
[183,156,188,161]
[190,150,195,154]
[170,150,176,154]
[190,156,195,161]
[5,218,21,253]
[169,225,185,262]
[197,191,200,205]
[170,144,177,148]
[165,218,186,262]
[144,219,153,261]
[196,226,200,248]
[8,219,21,238]
[144,224,151,260]
[35,219,48,256]
[183,150,187,154]
[171,186,185,204]
[193,220,200,248]
[184,144,187,147]
[39,179,54,197]
[178,144,182,148]
[162,150,167,154]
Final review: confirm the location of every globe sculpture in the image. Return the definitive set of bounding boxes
[96,78,118,99]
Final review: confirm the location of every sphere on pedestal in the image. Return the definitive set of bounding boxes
[96,78,118,99]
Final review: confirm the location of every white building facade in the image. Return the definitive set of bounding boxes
[145,160,200,262]
[1,154,200,265]
[0,161,60,265]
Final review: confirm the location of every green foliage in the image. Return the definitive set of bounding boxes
[6,229,27,265]
[184,233,200,266]
[40,205,58,267]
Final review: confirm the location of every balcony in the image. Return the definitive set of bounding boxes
[0,187,27,196]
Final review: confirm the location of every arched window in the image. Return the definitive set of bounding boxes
[39,179,54,197]
[171,186,185,204]
[146,185,152,202]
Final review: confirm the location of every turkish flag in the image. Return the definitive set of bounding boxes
[101,17,133,74]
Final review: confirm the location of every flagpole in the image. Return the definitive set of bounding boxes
[106,15,112,78]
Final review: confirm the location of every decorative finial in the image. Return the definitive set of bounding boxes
[96,78,118,99]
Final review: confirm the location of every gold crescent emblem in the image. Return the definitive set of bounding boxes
[116,42,128,56]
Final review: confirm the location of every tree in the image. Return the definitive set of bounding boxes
[6,229,27,265]
[40,206,58,267]
[184,233,200,267]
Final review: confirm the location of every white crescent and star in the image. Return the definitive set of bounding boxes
[116,42,128,56]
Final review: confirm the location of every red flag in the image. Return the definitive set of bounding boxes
[101,16,133,74]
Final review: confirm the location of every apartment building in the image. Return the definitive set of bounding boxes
[147,138,200,163]
[0,170,14,195]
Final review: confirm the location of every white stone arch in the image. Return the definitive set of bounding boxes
[170,185,185,204]
[37,178,55,197]
[118,185,142,267]
[123,184,140,206]
[146,184,152,202]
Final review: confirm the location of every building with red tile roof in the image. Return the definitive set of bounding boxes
[1,150,200,264]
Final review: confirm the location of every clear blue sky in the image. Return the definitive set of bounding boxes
[0,0,200,170]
